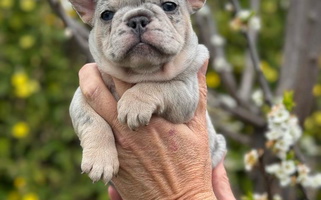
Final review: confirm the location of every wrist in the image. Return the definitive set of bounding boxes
[165,184,216,200]
[177,191,216,200]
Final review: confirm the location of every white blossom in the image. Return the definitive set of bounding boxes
[229,18,242,31]
[249,16,261,31]
[252,193,283,200]
[252,89,264,107]
[265,103,303,160]
[198,5,211,16]
[297,164,311,175]
[253,193,267,200]
[225,3,234,12]
[61,0,73,12]
[311,174,321,188]
[281,160,296,175]
[219,94,237,109]
[287,116,302,142]
[237,10,251,21]
[299,174,321,188]
[266,163,280,174]
[64,28,73,38]
[265,130,283,141]
[275,151,287,160]
[297,164,321,188]
[268,104,290,124]
[274,138,292,154]
[214,57,230,71]
[266,161,296,187]
[279,176,292,187]
[244,149,259,171]
[211,35,225,47]
[273,194,283,200]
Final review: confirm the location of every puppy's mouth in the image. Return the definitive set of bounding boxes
[126,40,164,56]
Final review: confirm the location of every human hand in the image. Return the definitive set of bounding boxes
[107,158,235,200]
[78,62,235,200]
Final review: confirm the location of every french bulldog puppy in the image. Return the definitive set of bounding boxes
[69,0,226,184]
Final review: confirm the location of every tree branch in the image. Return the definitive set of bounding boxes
[228,0,273,106]
[208,91,266,128]
[239,0,260,101]
[47,0,93,61]
[194,6,251,109]
[276,0,321,124]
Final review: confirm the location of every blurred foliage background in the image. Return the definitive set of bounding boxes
[0,0,320,200]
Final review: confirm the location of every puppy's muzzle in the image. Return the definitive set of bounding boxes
[127,16,150,35]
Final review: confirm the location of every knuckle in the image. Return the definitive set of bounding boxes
[82,83,101,102]
[79,63,96,79]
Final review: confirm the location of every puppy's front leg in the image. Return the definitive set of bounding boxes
[70,88,119,183]
[117,74,199,130]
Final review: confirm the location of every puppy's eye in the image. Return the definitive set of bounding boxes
[101,10,115,21]
[161,2,177,12]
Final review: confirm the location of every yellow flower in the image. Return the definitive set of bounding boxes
[12,122,30,139]
[313,84,321,97]
[7,191,20,200]
[11,71,40,98]
[313,112,321,125]
[15,85,33,98]
[260,61,278,83]
[22,193,39,200]
[0,0,14,9]
[14,176,26,189]
[11,71,29,86]
[206,71,221,88]
[20,0,36,12]
[19,35,35,49]
[304,117,314,131]
[44,13,57,26]
[263,1,277,13]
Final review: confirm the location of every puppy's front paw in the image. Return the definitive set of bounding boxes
[117,92,157,130]
[81,146,119,184]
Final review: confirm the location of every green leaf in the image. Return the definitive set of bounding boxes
[283,90,296,112]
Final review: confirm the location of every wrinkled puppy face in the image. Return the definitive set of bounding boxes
[92,0,191,71]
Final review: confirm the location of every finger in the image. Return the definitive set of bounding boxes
[212,159,236,200]
[78,63,119,128]
[112,77,133,97]
[108,185,123,200]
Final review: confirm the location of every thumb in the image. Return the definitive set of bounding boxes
[212,159,236,200]
[108,185,123,200]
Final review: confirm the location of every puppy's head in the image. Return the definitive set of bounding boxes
[69,0,206,74]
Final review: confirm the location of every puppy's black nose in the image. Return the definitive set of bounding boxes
[127,16,150,34]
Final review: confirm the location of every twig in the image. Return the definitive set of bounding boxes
[239,0,260,101]
[47,0,93,61]
[208,91,266,127]
[228,0,273,106]
[227,1,311,199]
[216,125,251,145]
[258,152,273,200]
[195,6,254,110]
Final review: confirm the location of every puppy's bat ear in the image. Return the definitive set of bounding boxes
[187,0,206,13]
[69,0,96,26]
